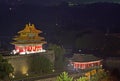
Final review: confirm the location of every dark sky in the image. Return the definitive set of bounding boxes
[0,1,120,35]
[0,0,120,50]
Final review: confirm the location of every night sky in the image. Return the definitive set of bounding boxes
[0,0,120,33]
[0,0,120,52]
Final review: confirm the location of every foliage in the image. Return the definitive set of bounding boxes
[89,69,107,81]
[47,44,66,70]
[75,77,87,81]
[56,69,118,81]
[0,54,14,80]
[29,55,54,74]
[56,71,73,81]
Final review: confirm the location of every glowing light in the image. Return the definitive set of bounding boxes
[71,60,102,70]
[9,73,15,78]
[12,75,15,78]
[11,45,46,55]
[26,73,29,76]
[52,69,55,72]
[9,8,12,11]
[21,66,28,74]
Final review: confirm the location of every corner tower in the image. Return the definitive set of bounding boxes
[11,23,46,54]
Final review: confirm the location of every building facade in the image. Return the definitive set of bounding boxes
[11,23,46,54]
[69,54,102,70]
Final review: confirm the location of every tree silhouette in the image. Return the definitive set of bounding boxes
[0,55,14,80]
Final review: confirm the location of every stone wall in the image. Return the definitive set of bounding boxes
[3,50,55,76]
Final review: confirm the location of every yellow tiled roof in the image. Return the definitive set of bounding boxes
[18,23,42,33]
[11,23,46,45]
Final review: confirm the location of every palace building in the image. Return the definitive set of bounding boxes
[68,54,102,70]
[11,23,46,54]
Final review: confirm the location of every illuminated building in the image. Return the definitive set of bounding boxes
[69,54,102,70]
[11,23,46,54]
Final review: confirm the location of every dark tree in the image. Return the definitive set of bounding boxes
[47,44,66,70]
[0,55,14,81]
[29,55,54,74]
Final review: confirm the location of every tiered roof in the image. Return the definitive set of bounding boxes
[72,54,101,62]
[12,23,46,44]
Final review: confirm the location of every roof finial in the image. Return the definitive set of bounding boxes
[28,22,31,26]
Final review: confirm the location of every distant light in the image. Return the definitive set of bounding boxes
[9,73,15,78]
[26,73,29,76]
[68,2,78,6]
[22,66,28,74]
[56,23,58,26]
[11,48,46,55]
[12,75,15,78]
[78,50,81,52]
[9,8,12,11]
[52,69,55,72]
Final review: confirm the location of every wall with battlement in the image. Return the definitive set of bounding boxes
[3,50,55,76]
